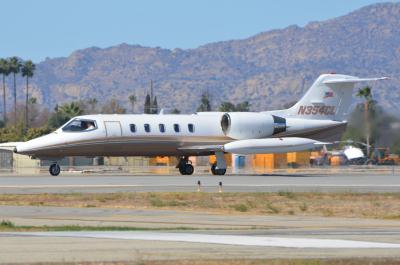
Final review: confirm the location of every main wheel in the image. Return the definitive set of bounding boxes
[184,164,194,175]
[178,165,187,175]
[49,164,61,176]
[211,164,226,175]
[211,164,216,175]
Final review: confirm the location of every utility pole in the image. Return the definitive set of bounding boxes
[365,99,370,158]
[150,80,153,113]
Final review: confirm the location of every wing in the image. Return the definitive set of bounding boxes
[178,138,330,156]
[177,145,224,155]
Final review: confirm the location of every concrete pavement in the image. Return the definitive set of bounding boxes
[0,172,400,193]
[2,205,400,263]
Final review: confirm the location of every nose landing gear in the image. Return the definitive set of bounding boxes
[177,156,194,175]
[49,163,61,176]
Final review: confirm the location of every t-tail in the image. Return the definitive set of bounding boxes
[275,74,388,122]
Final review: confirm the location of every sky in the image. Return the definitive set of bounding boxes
[0,0,390,62]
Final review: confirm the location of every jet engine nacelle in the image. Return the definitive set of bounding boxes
[220,112,286,140]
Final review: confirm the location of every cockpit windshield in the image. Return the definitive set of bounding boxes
[62,119,97,132]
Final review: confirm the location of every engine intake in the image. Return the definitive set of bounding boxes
[272,115,286,134]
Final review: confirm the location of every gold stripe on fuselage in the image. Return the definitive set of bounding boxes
[25,135,232,158]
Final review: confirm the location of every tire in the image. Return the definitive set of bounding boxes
[211,164,217,175]
[215,168,226,175]
[366,160,374,165]
[211,164,226,175]
[184,164,194,175]
[179,165,187,175]
[49,164,61,176]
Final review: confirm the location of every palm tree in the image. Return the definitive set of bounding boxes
[101,99,126,114]
[21,60,36,129]
[128,94,136,113]
[0,58,10,125]
[356,86,373,157]
[87,98,98,113]
[27,97,38,126]
[197,91,211,112]
[8,57,22,124]
[60,102,84,117]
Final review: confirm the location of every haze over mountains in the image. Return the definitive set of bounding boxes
[20,2,400,113]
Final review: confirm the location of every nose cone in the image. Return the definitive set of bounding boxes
[14,133,63,156]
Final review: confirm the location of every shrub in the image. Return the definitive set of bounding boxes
[0,220,15,228]
[266,203,280,214]
[233,204,248,212]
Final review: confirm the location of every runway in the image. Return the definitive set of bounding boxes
[3,231,400,248]
[2,205,400,263]
[4,205,400,229]
[1,172,400,193]
[1,172,400,263]
[0,203,400,263]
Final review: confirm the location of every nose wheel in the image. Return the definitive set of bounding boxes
[49,163,61,176]
[177,156,194,175]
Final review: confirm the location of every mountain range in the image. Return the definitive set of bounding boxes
[17,2,400,114]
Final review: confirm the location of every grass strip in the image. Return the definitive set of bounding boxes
[0,220,200,232]
[11,258,400,265]
[1,191,400,219]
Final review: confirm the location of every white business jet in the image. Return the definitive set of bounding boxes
[15,74,387,176]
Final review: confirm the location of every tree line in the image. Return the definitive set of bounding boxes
[0,57,35,129]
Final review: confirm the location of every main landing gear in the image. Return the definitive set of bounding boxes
[177,156,194,175]
[211,151,227,175]
[178,152,228,176]
[49,163,61,176]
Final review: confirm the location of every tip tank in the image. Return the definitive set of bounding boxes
[223,137,322,155]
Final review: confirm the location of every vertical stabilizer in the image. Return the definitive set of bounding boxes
[282,74,387,121]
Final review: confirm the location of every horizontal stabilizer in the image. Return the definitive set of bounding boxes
[323,77,388,85]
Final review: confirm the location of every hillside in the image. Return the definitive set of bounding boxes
[22,2,400,113]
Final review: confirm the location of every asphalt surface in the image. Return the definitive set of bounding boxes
[0,171,400,193]
[1,171,400,263]
[4,205,400,229]
[1,205,400,263]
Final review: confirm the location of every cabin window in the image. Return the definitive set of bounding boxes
[130,124,136,133]
[173,124,180,133]
[62,119,97,132]
[144,123,151,133]
[159,124,165,133]
[188,123,194,133]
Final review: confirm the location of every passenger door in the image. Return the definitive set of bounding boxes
[104,121,122,138]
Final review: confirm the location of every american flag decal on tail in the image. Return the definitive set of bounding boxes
[324,91,334,98]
